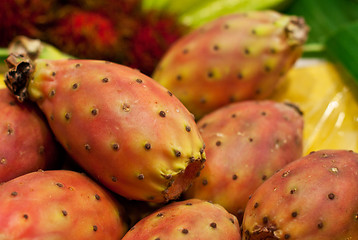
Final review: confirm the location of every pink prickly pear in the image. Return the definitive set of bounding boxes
[0,77,60,182]
[0,170,128,239]
[152,10,309,119]
[4,54,206,203]
[242,149,358,239]
[122,198,241,240]
[184,100,303,221]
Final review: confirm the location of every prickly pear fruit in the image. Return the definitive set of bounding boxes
[184,100,303,221]
[242,149,358,240]
[0,77,59,182]
[0,170,128,239]
[122,199,241,240]
[152,10,309,119]
[4,54,206,203]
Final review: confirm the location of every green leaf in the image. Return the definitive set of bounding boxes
[0,48,9,74]
[285,0,358,84]
[284,0,358,44]
[325,21,358,85]
[0,48,9,63]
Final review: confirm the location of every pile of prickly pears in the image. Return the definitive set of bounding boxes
[1,9,358,240]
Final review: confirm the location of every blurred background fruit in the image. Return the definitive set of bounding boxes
[0,0,59,47]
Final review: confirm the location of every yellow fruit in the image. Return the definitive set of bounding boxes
[0,74,5,89]
[271,61,358,155]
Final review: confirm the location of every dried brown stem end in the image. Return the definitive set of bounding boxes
[4,54,33,102]
[244,224,279,240]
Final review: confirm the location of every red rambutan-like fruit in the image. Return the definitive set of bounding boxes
[46,8,120,60]
[63,0,140,15]
[128,12,188,76]
[0,0,58,47]
[3,1,187,76]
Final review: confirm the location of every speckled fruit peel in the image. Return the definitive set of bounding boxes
[4,54,206,203]
[0,85,59,182]
[184,100,303,221]
[0,170,128,239]
[122,199,241,240]
[242,149,358,239]
[152,10,309,119]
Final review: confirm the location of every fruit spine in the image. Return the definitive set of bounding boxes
[4,54,206,203]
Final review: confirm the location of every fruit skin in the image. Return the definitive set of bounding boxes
[122,198,241,240]
[242,149,358,240]
[184,100,303,222]
[152,10,309,119]
[4,54,206,203]
[0,169,128,239]
[0,79,60,183]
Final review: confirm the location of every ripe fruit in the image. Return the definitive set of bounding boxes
[184,100,303,221]
[4,54,206,203]
[0,170,128,239]
[0,76,59,182]
[122,199,241,240]
[242,149,358,239]
[153,10,309,119]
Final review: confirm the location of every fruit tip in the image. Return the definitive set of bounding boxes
[4,53,33,102]
[244,223,279,240]
[285,16,310,46]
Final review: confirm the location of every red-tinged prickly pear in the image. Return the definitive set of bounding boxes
[122,199,241,240]
[4,54,206,203]
[242,149,358,239]
[152,10,309,119]
[184,100,303,222]
[0,78,60,182]
[0,170,128,239]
